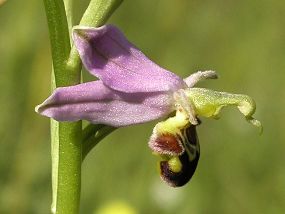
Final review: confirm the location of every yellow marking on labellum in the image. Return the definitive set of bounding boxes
[168,156,182,173]
[154,110,189,137]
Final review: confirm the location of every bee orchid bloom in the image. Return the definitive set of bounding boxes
[36,25,262,187]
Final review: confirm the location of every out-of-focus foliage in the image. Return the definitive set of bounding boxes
[0,0,6,7]
[1,0,284,213]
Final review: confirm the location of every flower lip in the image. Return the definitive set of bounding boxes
[151,123,200,187]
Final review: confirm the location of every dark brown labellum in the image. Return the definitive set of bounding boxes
[159,125,200,187]
[160,151,199,187]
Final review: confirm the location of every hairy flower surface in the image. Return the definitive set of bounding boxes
[36,25,262,187]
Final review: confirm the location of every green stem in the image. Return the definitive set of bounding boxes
[80,0,123,26]
[63,0,74,35]
[43,0,81,214]
[44,0,123,213]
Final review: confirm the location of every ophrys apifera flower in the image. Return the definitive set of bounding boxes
[36,25,262,187]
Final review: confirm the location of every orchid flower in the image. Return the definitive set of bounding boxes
[36,25,262,187]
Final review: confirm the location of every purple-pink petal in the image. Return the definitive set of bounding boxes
[73,25,186,93]
[35,81,174,127]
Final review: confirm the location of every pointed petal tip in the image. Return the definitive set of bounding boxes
[72,26,90,42]
[35,98,49,114]
[35,104,40,113]
[72,25,108,41]
[247,117,263,135]
[35,94,54,115]
[35,101,50,117]
[35,103,52,120]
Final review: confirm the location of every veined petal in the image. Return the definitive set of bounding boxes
[72,25,186,93]
[35,81,174,127]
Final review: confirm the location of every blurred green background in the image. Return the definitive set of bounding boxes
[1,0,285,213]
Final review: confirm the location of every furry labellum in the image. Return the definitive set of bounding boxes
[149,112,200,187]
